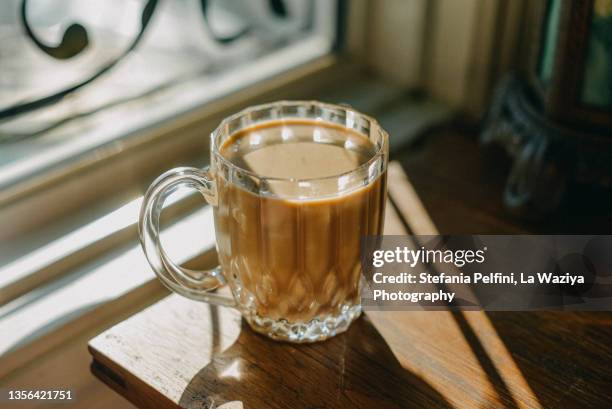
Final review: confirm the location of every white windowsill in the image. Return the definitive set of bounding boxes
[0,202,216,355]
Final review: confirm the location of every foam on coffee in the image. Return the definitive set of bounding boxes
[221,121,375,180]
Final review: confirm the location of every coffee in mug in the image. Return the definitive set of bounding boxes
[140,101,388,342]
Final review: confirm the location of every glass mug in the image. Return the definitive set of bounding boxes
[139,101,388,342]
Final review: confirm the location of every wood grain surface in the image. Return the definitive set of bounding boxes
[89,151,612,408]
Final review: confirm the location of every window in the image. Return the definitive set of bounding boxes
[0,0,338,195]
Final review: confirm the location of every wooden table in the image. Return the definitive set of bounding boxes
[89,155,612,408]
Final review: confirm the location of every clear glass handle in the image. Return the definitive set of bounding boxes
[139,167,235,307]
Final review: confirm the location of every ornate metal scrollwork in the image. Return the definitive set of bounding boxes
[0,0,290,121]
[21,0,90,59]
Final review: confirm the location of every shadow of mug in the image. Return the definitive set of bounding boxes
[179,315,451,409]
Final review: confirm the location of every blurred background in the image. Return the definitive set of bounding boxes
[0,0,611,407]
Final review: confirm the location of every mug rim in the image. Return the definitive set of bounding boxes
[210,100,389,183]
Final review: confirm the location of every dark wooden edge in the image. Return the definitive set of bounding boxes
[547,0,612,127]
[526,0,550,97]
[88,345,178,409]
[549,0,588,117]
